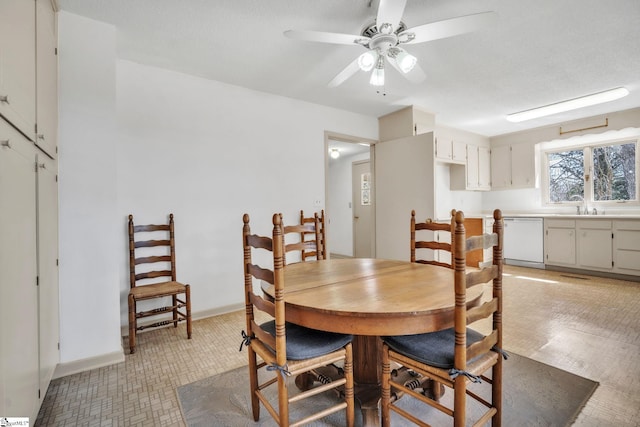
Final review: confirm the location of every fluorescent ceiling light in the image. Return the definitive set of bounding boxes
[506,87,629,123]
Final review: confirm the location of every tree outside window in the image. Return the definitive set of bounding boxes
[593,142,636,201]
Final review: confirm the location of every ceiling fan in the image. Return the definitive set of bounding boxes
[284,0,496,88]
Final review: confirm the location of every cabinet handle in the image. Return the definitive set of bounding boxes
[0,95,8,104]
[39,163,46,170]
[37,134,45,140]
[1,139,10,148]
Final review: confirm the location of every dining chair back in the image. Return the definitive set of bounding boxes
[280,212,323,265]
[127,213,192,354]
[410,209,456,268]
[382,209,505,426]
[300,209,326,260]
[241,213,354,426]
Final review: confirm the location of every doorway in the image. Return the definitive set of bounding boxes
[325,132,376,258]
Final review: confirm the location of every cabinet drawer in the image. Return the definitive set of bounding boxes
[615,221,640,231]
[616,250,640,272]
[577,220,611,230]
[546,219,575,228]
[616,230,640,251]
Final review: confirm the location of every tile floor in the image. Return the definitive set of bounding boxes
[35,265,640,426]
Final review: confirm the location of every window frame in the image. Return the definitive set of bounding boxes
[542,136,639,208]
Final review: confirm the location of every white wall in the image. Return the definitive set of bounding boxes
[57,12,123,364]
[57,12,378,366]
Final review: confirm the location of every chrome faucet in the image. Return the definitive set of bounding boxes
[569,194,587,214]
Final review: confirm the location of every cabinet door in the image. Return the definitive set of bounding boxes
[435,136,452,161]
[511,143,535,188]
[452,141,466,163]
[478,146,491,190]
[36,0,58,158]
[0,0,36,140]
[0,123,39,419]
[466,145,479,189]
[490,145,511,189]
[545,227,576,266]
[577,221,612,270]
[36,154,59,401]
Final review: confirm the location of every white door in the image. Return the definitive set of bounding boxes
[352,161,373,258]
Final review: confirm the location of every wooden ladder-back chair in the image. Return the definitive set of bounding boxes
[382,209,505,426]
[127,213,192,354]
[411,209,456,269]
[300,209,326,261]
[280,212,323,265]
[241,213,355,426]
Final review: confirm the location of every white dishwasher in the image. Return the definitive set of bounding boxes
[503,217,544,268]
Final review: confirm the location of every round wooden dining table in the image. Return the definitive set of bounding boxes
[261,258,483,426]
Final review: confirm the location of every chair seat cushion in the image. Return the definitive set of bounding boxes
[261,321,353,360]
[383,328,484,369]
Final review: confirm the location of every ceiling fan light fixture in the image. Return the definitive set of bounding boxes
[370,55,385,86]
[506,87,630,123]
[358,51,376,72]
[394,49,417,73]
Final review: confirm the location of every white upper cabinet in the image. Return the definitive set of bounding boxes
[435,135,466,164]
[0,0,37,140]
[490,142,537,190]
[478,146,491,189]
[36,0,58,157]
[450,144,491,191]
[378,106,435,142]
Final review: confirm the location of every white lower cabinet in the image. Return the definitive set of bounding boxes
[614,221,640,275]
[544,219,576,266]
[576,220,613,271]
[545,218,640,277]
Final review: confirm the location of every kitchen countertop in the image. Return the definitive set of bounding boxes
[497,213,640,219]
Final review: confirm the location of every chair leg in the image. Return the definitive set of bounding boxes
[128,293,136,354]
[344,343,355,427]
[277,373,289,426]
[172,295,178,327]
[248,347,260,421]
[453,376,466,427]
[492,358,503,427]
[185,284,192,339]
[381,344,391,427]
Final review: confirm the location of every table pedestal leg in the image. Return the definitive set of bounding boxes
[352,335,382,426]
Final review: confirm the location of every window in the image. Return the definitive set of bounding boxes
[548,149,584,202]
[592,142,636,201]
[544,139,638,206]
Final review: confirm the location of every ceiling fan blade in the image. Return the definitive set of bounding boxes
[400,11,497,44]
[376,0,408,33]
[284,29,368,46]
[388,57,426,84]
[328,57,361,88]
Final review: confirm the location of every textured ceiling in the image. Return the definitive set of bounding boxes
[55,0,640,137]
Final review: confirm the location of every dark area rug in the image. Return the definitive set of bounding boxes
[177,352,598,426]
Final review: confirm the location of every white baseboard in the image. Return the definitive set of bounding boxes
[52,304,244,379]
[52,348,126,379]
